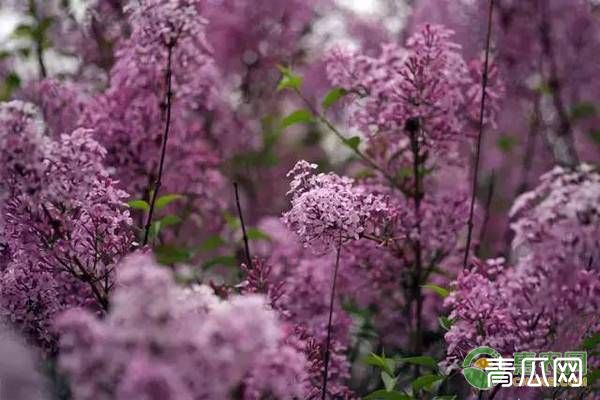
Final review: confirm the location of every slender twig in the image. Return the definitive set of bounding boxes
[29,0,47,78]
[142,43,175,246]
[234,182,252,268]
[321,233,343,400]
[463,0,495,270]
[538,0,578,168]
[475,170,496,257]
[407,118,424,361]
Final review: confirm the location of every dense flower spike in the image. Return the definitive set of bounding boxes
[0,101,132,349]
[57,253,308,400]
[445,166,600,363]
[283,160,387,251]
[325,24,502,157]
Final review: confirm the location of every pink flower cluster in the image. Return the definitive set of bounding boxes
[326,24,502,153]
[58,252,308,400]
[445,165,600,362]
[0,101,132,350]
[283,160,388,251]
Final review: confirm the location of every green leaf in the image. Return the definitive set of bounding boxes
[582,333,600,350]
[281,109,313,128]
[155,194,185,210]
[438,316,454,331]
[12,24,34,39]
[160,214,181,227]
[202,255,238,270]
[154,245,191,265]
[400,356,438,369]
[411,374,444,392]
[199,235,226,252]
[276,65,303,91]
[590,129,600,145]
[421,284,450,298]
[246,228,271,241]
[381,371,397,392]
[496,134,518,153]
[344,136,361,151]
[364,390,412,400]
[223,212,240,229]
[571,102,596,120]
[364,353,396,376]
[433,396,457,400]
[322,87,347,109]
[128,199,149,211]
[587,369,600,385]
[149,220,162,239]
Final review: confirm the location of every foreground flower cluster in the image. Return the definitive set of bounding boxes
[0,0,598,399]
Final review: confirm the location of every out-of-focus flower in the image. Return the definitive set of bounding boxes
[57,252,308,400]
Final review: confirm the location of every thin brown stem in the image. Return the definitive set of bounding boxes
[407,119,424,360]
[475,170,495,257]
[293,88,399,188]
[321,233,343,400]
[463,0,495,270]
[234,182,252,268]
[143,43,174,246]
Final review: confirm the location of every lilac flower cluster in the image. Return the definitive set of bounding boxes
[0,101,132,350]
[326,24,502,154]
[445,165,600,362]
[58,252,308,400]
[283,160,388,251]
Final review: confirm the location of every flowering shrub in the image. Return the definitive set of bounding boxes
[0,1,598,399]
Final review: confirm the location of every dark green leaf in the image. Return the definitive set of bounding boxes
[411,374,444,392]
[438,316,454,331]
[199,235,226,252]
[344,136,361,151]
[364,390,412,400]
[12,24,34,39]
[400,356,438,369]
[155,194,184,210]
[202,255,238,269]
[587,369,600,385]
[571,102,596,120]
[154,245,191,264]
[590,130,600,144]
[496,134,518,153]
[128,199,149,211]
[281,109,313,128]
[422,284,450,298]
[276,65,302,91]
[381,372,397,392]
[582,333,600,350]
[160,214,181,227]
[149,220,161,239]
[364,353,395,376]
[246,228,270,241]
[322,87,347,109]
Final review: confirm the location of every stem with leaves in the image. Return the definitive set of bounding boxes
[463,0,495,269]
[143,43,174,246]
[321,233,343,400]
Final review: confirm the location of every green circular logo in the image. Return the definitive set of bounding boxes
[462,346,501,390]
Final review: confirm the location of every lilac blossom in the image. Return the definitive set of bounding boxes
[0,101,132,349]
[283,160,388,251]
[57,252,308,400]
